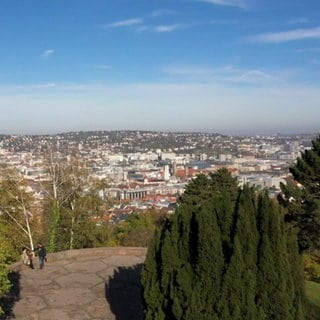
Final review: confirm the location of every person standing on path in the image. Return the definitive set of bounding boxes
[35,242,47,270]
[21,247,34,269]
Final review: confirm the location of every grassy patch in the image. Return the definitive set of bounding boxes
[306,280,320,319]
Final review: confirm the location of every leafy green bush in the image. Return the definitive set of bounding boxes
[304,252,320,283]
[0,238,16,315]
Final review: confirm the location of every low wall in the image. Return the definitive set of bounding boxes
[10,247,148,272]
[47,247,147,261]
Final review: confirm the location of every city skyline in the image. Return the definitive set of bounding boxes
[1,0,320,135]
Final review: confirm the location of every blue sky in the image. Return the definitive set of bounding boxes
[1,0,320,135]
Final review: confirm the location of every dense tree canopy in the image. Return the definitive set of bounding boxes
[0,165,38,253]
[108,208,167,247]
[41,156,108,252]
[0,158,165,314]
[141,169,305,320]
[0,223,17,316]
[279,135,320,252]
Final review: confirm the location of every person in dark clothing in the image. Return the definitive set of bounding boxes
[35,242,47,269]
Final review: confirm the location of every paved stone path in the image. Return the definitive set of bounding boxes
[3,247,147,320]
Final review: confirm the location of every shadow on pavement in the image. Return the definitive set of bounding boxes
[0,272,20,320]
[106,264,144,320]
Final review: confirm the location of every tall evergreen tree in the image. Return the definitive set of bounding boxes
[286,226,306,320]
[141,169,306,320]
[210,169,238,264]
[279,135,320,251]
[186,200,224,320]
[218,185,259,320]
[256,192,295,319]
[140,227,166,320]
[179,173,213,206]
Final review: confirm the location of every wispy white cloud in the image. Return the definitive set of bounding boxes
[198,0,248,9]
[162,64,275,85]
[237,70,271,82]
[135,23,185,34]
[154,24,181,33]
[248,27,320,43]
[101,10,183,34]
[41,49,55,59]
[101,18,143,29]
[36,83,56,88]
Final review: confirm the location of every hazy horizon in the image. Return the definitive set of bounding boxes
[0,128,318,138]
[1,1,320,135]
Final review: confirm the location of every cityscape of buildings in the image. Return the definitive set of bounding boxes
[0,131,317,223]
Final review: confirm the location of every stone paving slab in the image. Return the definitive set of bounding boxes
[2,247,147,320]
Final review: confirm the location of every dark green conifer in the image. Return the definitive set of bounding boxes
[256,192,295,319]
[286,226,306,320]
[218,185,259,320]
[189,200,224,320]
[141,169,306,320]
[210,169,238,264]
[141,228,166,320]
[179,173,213,206]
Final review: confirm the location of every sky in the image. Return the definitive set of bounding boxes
[1,0,320,135]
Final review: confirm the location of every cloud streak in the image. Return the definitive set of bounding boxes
[198,0,248,9]
[41,49,55,59]
[162,64,275,85]
[102,18,142,28]
[154,24,181,33]
[248,27,320,43]
[101,10,183,33]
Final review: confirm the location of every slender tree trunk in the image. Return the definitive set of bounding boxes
[48,157,61,253]
[69,201,76,250]
[48,201,60,253]
[23,205,34,252]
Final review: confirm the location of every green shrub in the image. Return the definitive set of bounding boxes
[304,252,320,283]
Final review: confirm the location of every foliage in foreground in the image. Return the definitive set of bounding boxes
[305,280,320,320]
[111,209,165,247]
[141,169,306,320]
[304,252,320,283]
[0,225,17,315]
[279,135,320,252]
